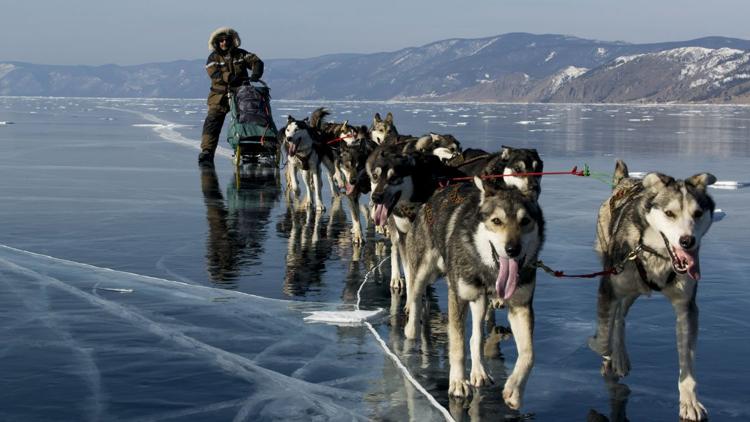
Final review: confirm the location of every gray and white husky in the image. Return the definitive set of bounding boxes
[366,145,463,289]
[590,160,716,422]
[370,112,398,144]
[282,111,338,211]
[403,179,545,410]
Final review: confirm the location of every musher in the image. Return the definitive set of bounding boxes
[199,27,264,165]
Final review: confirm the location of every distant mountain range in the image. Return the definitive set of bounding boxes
[2,33,750,103]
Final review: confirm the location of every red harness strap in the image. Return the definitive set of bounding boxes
[448,166,586,183]
[326,135,354,145]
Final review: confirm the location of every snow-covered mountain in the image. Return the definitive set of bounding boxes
[548,47,750,103]
[1,33,749,103]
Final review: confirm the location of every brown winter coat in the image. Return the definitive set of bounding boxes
[205,27,264,112]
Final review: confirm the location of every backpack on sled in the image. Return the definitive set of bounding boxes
[226,80,279,169]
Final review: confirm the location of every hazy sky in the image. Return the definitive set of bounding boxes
[2,0,749,66]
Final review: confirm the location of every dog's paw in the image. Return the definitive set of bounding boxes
[470,365,494,388]
[448,378,472,398]
[315,203,326,213]
[390,276,405,291]
[502,382,523,410]
[679,397,707,421]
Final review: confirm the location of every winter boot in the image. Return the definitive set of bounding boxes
[198,150,214,165]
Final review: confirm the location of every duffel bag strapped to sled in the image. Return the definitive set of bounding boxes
[226,80,278,149]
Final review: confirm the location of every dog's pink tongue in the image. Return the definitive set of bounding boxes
[374,204,388,227]
[675,248,701,281]
[288,143,296,156]
[495,258,520,300]
[345,183,354,195]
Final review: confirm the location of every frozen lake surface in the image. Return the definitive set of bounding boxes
[1,97,749,421]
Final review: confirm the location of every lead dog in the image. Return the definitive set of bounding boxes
[590,160,716,422]
[403,179,545,410]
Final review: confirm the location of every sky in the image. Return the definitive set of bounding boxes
[2,0,749,66]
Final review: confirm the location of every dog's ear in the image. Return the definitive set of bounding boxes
[385,112,394,124]
[429,132,440,141]
[685,173,717,192]
[287,115,294,124]
[473,176,485,195]
[373,113,382,124]
[613,159,629,187]
[500,146,512,161]
[474,176,497,200]
[642,172,674,191]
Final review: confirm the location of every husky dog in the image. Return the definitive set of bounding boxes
[282,109,338,211]
[398,133,462,163]
[366,144,463,288]
[337,132,377,244]
[590,160,716,422]
[370,112,398,144]
[403,179,544,410]
[449,146,543,199]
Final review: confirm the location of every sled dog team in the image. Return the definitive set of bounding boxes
[278,107,716,421]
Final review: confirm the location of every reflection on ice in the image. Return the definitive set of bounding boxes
[2,97,750,421]
[0,244,448,421]
[201,167,280,286]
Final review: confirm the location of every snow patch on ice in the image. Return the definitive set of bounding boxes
[545,51,557,62]
[710,181,747,190]
[304,309,384,326]
[104,107,233,159]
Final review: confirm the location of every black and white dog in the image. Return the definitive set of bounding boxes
[366,143,464,289]
[336,128,377,244]
[397,133,463,163]
[282,108,339,211]
[448,146,543,200]
[590,160,716,422]
[403,179,545,410]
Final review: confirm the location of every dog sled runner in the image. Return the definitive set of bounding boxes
[226,80,279,170]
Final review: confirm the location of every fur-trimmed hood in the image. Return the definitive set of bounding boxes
[208,27,241,51]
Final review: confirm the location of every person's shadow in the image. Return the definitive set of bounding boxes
[200,166,280,287]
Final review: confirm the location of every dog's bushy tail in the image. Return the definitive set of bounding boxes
[310,107,330,129]
[612,159,629,188]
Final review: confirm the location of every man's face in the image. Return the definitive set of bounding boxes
[218,37,229,50]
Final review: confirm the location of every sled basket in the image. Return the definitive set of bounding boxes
[226,80,278,150]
